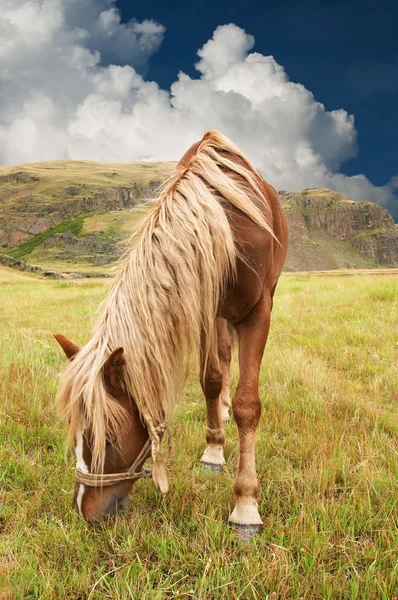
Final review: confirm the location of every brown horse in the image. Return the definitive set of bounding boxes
[55,130,288,538]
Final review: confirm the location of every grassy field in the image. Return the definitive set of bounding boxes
[0,268,397,599]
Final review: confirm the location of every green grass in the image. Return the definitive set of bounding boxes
[1,270,397,599]
[352,228,386,241]
[81,208,148,238]
[9,217,85,259]
[6,208,149,273]
[284,227,378,272]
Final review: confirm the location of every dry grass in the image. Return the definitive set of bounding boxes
[0,160,175,200]
[0,270,397,599]
[81,208,148,236]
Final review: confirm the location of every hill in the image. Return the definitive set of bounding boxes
[0,160,397,273]
[280,188,398,271]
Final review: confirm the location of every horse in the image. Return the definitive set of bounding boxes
[55,130,288,539]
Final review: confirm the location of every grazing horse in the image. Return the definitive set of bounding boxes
[55,130,288,538]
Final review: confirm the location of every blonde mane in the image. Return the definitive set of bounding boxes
[56,130,275,471]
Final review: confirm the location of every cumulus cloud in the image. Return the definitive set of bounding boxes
[0,7,396,218]
[0,0,164,164]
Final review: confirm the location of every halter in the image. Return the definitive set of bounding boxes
[74,423,167,489]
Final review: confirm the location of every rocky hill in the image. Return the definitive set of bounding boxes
[281,188,398,270]
[0,160,397,273]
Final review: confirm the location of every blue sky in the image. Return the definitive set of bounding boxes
[121,0,397,188]
[0,0,396,218]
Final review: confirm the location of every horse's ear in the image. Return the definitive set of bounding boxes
[104,347,126,371]
[54,334,80,360]
[103,348,126,391]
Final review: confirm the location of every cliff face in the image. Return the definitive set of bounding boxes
[1,161,397,272]
[295,189,394,239]
[280,189,398,270]
[0,160,173,248]
[1,185,139,246]
[351,227,398,266]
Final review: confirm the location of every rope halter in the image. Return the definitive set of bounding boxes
[74,423,167,489]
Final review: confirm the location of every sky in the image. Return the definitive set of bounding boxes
[0,0,397,219]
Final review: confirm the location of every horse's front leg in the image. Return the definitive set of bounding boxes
[229,290,272,539]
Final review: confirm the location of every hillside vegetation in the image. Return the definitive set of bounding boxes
[0,160,397,274]
[280,188,398,271]
[1,269,397,598]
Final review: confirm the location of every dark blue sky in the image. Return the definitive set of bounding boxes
[118,0,397,188]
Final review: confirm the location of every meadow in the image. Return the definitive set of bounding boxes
[0,267,397,599]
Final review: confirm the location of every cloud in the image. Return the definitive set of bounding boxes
[0,0,164,165]
[0,9,396,218]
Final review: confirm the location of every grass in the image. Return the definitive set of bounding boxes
[284,228,377,272]
[9,217,85,259]
[0,270,397,599]
[81,208,149,238]
[8,207,148,273]
[0,160,174,204]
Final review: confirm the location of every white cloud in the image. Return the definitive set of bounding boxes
[0,8,396,217]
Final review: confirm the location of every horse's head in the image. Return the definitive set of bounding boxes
[54,334,149,523]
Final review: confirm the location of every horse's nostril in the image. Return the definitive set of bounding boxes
[105,499,118,517]
[105,494,128,516]
[83,494,129,523]
[110,497,128,514]
[116,496,129,512]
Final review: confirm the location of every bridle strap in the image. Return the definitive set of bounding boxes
[75,437,153,488]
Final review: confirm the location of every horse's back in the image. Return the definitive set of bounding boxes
[177,131,288,324]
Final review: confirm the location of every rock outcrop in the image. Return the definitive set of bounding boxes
[280,189,398,270]
[0,254,66,278]
[0,160,397,272]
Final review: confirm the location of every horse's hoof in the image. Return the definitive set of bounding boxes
[228,521,263,541]
[201,461,224,472]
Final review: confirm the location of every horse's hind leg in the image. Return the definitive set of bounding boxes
[217,318,232,423]
[228,290,272,539]
[200,319,226,471]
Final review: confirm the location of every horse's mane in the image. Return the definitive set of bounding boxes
[56,130,275,471]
